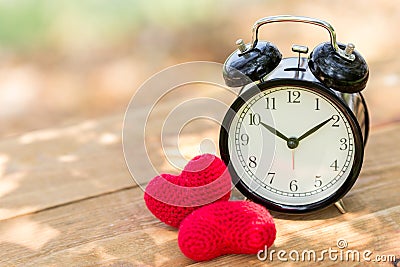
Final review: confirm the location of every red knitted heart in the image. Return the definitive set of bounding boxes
[178,201,276,261]
[144,154,231,228]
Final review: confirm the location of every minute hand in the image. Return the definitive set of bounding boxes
[260,121,289,142]
[297,117,333,142]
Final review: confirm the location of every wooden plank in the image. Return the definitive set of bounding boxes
[0,85,236,221]
[0,118,399,266]
[0,187,191,267]
[1,123,399,266]
[0,115,137,221]
[0,189,397,267]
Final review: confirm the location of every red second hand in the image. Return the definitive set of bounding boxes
[292,150,295,170]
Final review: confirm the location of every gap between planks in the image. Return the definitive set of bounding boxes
[0,185,138,223]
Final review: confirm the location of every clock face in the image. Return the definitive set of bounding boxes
[220,81,363,212]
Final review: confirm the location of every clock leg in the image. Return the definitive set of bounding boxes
[334,199,347,214]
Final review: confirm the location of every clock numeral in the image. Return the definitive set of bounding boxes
[265,97,276,110]
[330,160,339,171]
[287,90,301,103]
[240,134,249,146]
[248,113,261,126]
[315,98,320,110]
[289,180,298,192]
[339,138,348,150]
[314,176,322,187]
[332,115,340,127]
[248,156,257,168]
[266,172,276,184]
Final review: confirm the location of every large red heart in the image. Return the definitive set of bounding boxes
[144,154,231,228]
[178,201,276,261]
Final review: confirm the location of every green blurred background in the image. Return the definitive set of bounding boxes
[0,0,399,137]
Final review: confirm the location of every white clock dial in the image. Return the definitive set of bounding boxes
[228,86,355,206]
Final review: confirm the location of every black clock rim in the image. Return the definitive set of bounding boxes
[219,79,364,214]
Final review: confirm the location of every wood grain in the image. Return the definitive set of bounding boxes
[0,84,235,222]
[0,115,135,221]
[0,117,399,266]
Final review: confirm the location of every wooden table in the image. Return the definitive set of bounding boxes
[0,111,399,266]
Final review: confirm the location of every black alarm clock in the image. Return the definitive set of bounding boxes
[219,15,369,214]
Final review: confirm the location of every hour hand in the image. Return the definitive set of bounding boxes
[260,121,289,142]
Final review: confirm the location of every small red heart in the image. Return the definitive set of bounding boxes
[178,201,276,261]
[144,154,231,228]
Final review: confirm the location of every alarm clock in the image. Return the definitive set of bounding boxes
[219,15,369,214]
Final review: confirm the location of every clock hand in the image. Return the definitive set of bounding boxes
[292,150,295,170]
[259,121,289,142]
[297,117,333,142]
